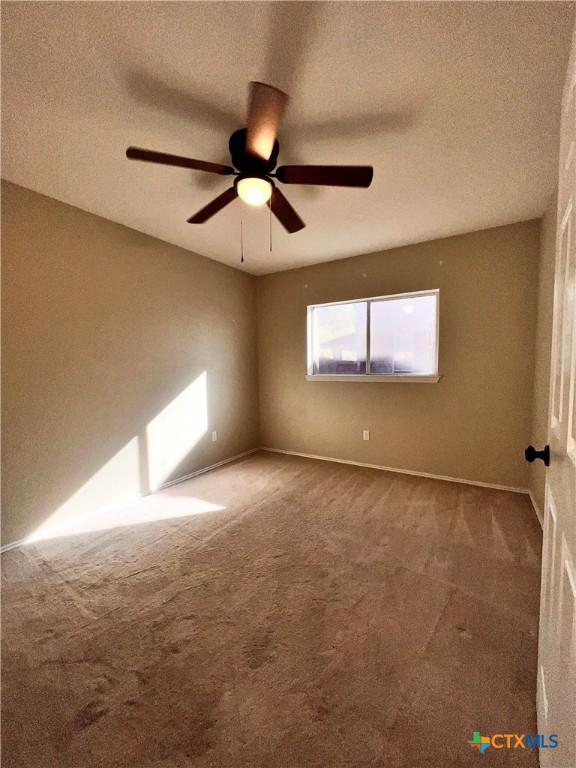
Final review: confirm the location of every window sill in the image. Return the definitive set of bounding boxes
[305,374,442,383]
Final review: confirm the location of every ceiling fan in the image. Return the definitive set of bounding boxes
[126,82,373,234]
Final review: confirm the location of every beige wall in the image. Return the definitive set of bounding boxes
[529,193,558,515]
[257,221,540,489]
[1,181,259,544]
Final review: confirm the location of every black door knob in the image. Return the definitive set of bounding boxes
[525,445,550,466]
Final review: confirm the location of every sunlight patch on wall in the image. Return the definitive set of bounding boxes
[146,371,208,491]
[26,437,141,542]
[25,371,213,543]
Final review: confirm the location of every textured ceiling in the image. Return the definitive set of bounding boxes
[2,1,573,274]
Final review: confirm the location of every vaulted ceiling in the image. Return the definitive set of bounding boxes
[2,1,573,274]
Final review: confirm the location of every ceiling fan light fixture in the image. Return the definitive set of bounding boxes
[237,177,272,207]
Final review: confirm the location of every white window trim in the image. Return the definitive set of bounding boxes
[306,289,440,382]
[305,374,441,383]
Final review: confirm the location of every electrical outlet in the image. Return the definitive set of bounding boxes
[363,430,370,441]
[211,431,218,442]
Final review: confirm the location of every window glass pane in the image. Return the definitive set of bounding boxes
[370,294,437,374]
[312,302,367,374]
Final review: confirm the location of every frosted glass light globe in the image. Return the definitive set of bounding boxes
[237,177,272,206]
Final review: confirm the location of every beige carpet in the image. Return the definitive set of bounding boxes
[2,451,542,767]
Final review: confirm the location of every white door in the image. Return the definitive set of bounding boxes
[537,21,576,768]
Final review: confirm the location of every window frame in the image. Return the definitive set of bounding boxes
[306,289,440,383]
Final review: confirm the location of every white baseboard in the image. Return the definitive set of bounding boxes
[157,448,259,490]
[0,537,29,554]
[260,447,530,495]
[529,490,544,529]
[0,447,260,554]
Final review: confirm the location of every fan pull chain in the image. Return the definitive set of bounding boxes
[269,197,273,252]
[240,217,244,264]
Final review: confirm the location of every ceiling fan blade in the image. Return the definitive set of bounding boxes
[270,187,305,233]
[276,165,373,188]
[126,147,234,175]
[187,187,238,223]
[246,82,288,162]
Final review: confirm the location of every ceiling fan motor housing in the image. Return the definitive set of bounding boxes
[229,128,279,176]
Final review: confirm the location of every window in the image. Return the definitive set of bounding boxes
[307,290,439,382]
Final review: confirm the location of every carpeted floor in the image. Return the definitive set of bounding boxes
[2,451,542,767]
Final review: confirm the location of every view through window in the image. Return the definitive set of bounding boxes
[307,290,438,378]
